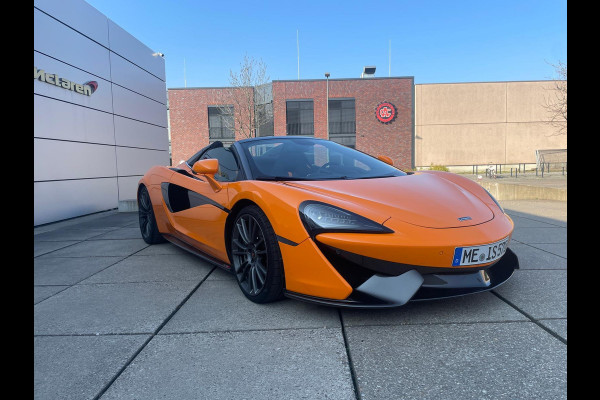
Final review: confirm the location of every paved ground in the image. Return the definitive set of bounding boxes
[34,200,566,400]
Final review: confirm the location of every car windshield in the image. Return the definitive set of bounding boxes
[239,137,406,181]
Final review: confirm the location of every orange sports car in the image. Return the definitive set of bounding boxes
[138,136,519,308]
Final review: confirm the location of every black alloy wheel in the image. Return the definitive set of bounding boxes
[231,205,284,303]
[138,185,166,244]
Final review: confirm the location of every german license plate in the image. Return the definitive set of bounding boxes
[452,237,510,266]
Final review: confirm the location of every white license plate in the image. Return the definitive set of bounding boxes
[452,237,510,266]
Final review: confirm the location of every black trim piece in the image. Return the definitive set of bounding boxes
[161,183,228,213]
[319,242,501,279]
[186,141,223,166]
[230,144,249,181]
[162,234,232,271]
[411,248,519,301]
[316,242,376,288]
[161,182,230,214]
[285,290,399,309]
[277,235,299,246]
[169,168,205,182]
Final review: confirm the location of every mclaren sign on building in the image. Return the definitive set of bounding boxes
[34,0,169,226]
[34,66,98,96]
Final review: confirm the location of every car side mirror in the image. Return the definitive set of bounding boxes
[192,159,222,192]
[377,155,394,166]
[193,159,219,175]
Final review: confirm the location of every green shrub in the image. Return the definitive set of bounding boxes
[429,164,449,172]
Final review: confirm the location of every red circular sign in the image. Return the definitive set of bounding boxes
[375,102,397,124]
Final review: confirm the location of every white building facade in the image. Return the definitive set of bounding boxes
[34,0,169,226]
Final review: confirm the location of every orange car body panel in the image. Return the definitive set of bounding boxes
[138,163,514,300]
[279,238,352,299]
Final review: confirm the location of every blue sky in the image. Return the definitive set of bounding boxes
[85,0,567,88]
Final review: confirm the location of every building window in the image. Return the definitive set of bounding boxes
[286,100,314,136]
[329,99,356,148]
[208,106,234,144]
[256,102,274,137]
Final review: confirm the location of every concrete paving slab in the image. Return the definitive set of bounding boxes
[44,239,148,258]
[508,243,567,269]
[34,334,149,400]
[73,213,139,229]
[88,227,143,240]
[135,242,190,256]
[101,329,355,400]
[122,221,141,228]
[161,279,339,334]
[34,227,116,242]
[507,213,567,228]
[346,322,566,400]
[493,270,567,319]
[502,200,567,218]
[511,227,567,244]
[34,241,80,257]
[34,281,198,335]
[342,292,527,327]
[539,319,567,341]
[508,215,560,229]
[503,200,567,227]
[79,254,213,284]
[34,285,68,304]
[34,210,118,235]
[34,256,124,285]
[205,266,235,280]
[526,243,567,258]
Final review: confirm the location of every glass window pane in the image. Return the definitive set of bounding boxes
[286,100,314,136]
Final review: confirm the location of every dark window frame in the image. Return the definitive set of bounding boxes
[286,99,314,136]
[208,105,235,142]
[328,98,356,148]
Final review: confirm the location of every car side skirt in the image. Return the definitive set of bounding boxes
[162,233,232,272]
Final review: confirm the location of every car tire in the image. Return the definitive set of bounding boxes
[138,185,166,244]
[230,205,285,303]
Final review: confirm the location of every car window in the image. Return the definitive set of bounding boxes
[200,147,240,182]
[240,138,405,180]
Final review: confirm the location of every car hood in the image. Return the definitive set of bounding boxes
[285,173,494,228]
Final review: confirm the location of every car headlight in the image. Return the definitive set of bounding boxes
[483,188,505,213]
[299,201,393,235]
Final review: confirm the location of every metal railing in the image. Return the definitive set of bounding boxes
[416,162,567,178]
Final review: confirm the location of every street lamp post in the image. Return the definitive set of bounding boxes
[325,72,330,140]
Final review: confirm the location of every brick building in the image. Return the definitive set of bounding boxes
[168,77,415,170]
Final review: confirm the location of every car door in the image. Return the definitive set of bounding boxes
[164,146,241,261]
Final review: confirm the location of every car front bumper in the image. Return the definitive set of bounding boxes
[284,247,519,308]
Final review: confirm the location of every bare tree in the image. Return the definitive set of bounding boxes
[218,55,271,139]
[543,60,567,135]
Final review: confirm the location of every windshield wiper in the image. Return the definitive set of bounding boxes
[254,176,313,181]
[353,174,400,179]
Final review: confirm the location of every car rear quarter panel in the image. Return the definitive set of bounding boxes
[138,166,175,234]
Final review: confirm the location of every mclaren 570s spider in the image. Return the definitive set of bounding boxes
[138,136,518,308]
